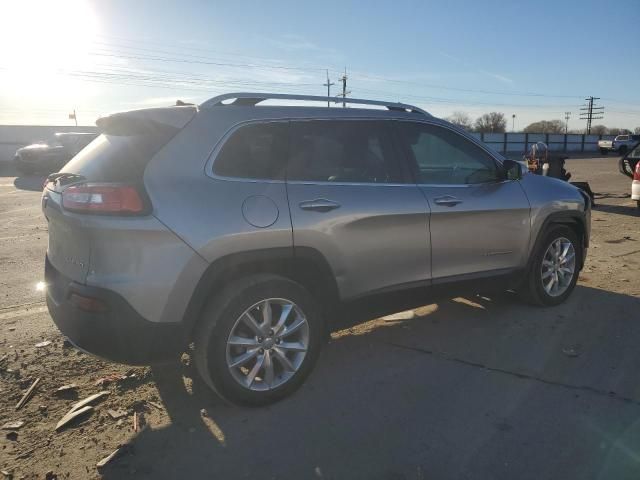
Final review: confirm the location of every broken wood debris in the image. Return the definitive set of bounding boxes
[96,444,132,469]
[54,384,78,395]
[55,406,94,431]
[107,409,127,420]
[35,340,52,348]
[1,421,24,430]
[55,391,110,431]
[146,400,163,410]
[68,391,109,414]
[15,378,40,410]
[133,412,139,432]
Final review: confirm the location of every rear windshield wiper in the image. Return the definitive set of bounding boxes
[46,172,86,186]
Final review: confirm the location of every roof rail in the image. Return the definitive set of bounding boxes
[200,92,429,115]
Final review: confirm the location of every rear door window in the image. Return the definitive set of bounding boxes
[213,122,288,180]
[287,120,403,184]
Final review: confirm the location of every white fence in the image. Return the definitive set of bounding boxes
[473,132,616,154]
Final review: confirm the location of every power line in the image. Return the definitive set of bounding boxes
[91,36,613,103]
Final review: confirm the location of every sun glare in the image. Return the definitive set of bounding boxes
[0,0,99,97]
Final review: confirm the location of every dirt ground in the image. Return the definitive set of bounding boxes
[1,157,639,480]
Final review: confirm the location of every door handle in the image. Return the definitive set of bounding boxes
[433,195,462,207]
[299,199,341,212]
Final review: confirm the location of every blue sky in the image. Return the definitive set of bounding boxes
[1,0,638,130]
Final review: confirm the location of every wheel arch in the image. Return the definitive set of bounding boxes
[528,212,588,272]
[182,246,340,341]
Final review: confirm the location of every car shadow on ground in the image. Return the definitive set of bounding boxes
[100,285,640,480]
[13,175,47,192]
[593,202,640,218]
[0,163,47,191]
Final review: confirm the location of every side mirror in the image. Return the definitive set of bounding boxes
[502,159,523,180]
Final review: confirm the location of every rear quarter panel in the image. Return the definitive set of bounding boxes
[143,109,294,263]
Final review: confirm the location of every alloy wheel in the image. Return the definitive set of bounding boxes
[541,237,576,297]
[225,298,310,391]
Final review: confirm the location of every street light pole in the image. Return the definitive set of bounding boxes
[512,114,516,132]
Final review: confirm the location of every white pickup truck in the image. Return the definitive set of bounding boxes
[598,134,640,155]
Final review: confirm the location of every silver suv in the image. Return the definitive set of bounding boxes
[42,93,591,405]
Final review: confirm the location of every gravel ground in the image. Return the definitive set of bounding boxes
[0,158,639,480]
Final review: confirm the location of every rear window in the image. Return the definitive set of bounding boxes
[213,122,288,180]
[617,135,629,141]
[61,126,177,182]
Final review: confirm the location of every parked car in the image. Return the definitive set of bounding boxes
[42,93,591,406]
[622,143,640,209]
[14,132,98,174]
[599,134,640,155]
[619,139,640,178]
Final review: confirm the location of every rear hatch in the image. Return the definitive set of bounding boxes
[42,106,196,284]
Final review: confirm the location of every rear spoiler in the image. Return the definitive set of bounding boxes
[96,106,198,136]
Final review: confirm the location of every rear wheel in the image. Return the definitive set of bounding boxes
[518,226,580,306]
[619,146,628,156]
[194,274,324,406]
[600,148,607,155]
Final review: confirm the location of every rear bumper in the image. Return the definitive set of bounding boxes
[45,256,185,365]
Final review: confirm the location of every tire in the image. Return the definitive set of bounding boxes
[518,226,580,306]
[619,146,628,156]
[194,274,324,406]
[600,148,607,155]
[619,157,636,178]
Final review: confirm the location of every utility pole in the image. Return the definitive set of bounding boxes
[564,111,571,134]
[579,96,604,134]
[69,109,77,127]
[336,67,350,108]
[322,70,334,108]
[511,114,516,132]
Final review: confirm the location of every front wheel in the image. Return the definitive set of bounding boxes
[600,148,608,155]
[619,146,628,156]
[194,274,324,406]
[518,226,580,306]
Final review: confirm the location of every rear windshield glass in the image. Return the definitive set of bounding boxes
[61,127,177,182]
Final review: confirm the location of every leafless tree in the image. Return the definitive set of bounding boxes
[474,112,506,133]
[635,127,640,135]
[607,128,632,135]
[590,125,608,135]
[523,120,565,134]
[446,111,473,130]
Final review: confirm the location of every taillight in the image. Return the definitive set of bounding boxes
[634,162,640,181]
[62,183,145,214]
